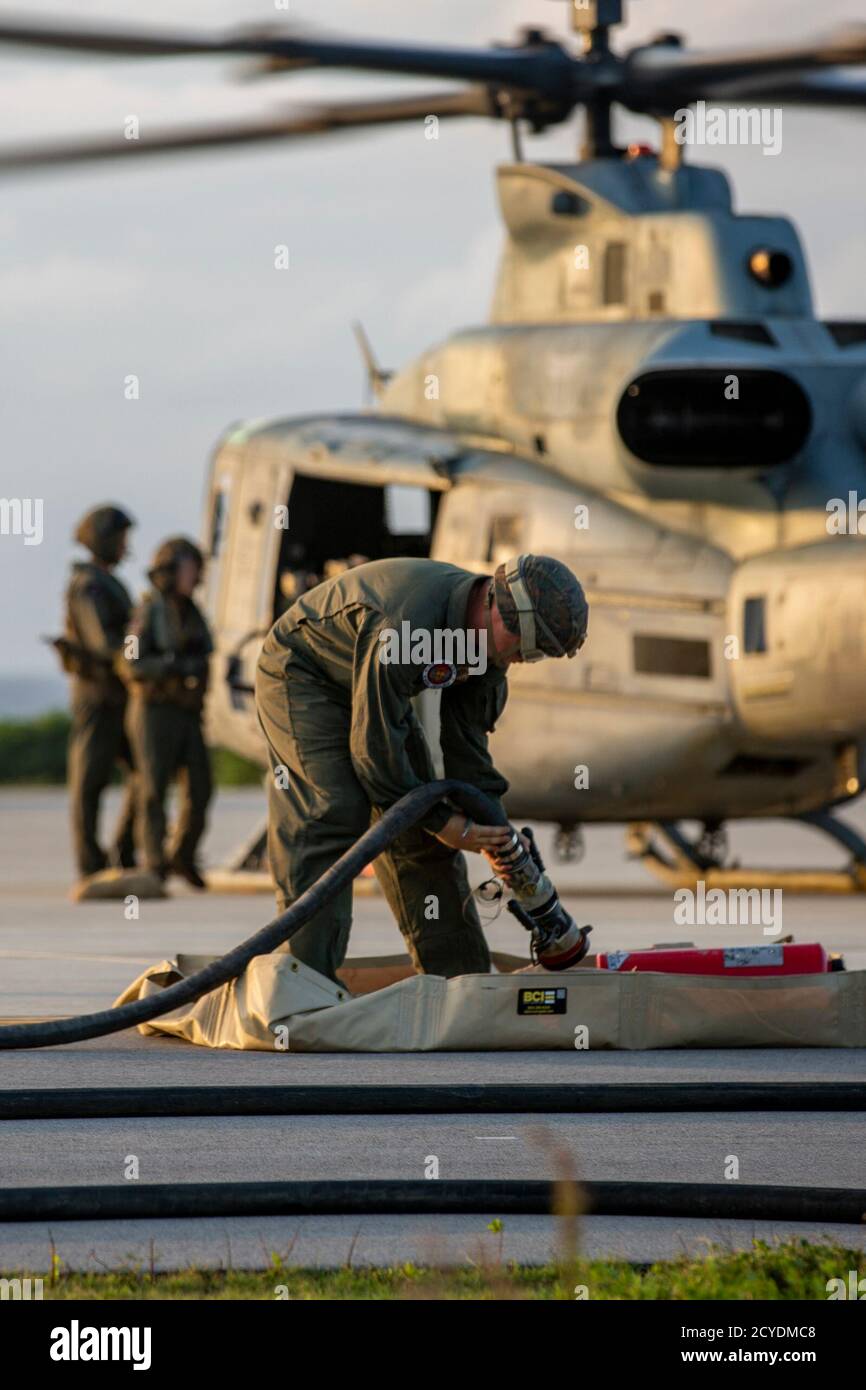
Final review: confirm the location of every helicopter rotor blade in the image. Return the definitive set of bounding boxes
[0,14,581,102]
[0,15,233,57]
[1,12,865,140]
[0,89,494,172]
[696,70,866,109]
[625,28,866,105]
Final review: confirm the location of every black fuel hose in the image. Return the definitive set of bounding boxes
[0,780,505,1051]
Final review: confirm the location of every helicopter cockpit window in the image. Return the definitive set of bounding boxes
[743,596,767,654]
[617,369,812,468]
[486,514,525,563]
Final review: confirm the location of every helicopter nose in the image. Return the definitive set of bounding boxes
[728,538,866,744]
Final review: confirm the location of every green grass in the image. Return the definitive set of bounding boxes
[0,712,70,784]
[7,1240,859,1300]
[209,746,263,787]
[0,712,261,786]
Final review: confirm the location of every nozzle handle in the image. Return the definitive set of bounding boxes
[521,825,545,875]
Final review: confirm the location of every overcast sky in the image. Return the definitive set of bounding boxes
[1,0,864,682]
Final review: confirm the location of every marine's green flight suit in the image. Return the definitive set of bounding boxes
[63,562,136,876]
[123,591,214,876]
[256,557,509,981]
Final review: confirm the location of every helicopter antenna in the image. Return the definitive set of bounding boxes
[352,321,391,402]
[509,117,524,163]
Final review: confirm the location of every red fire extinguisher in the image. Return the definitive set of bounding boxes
[596,943,842,976]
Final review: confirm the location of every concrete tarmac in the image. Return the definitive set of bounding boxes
[0,788,864,1273]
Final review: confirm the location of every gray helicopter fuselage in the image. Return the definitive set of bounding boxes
[201,158,866,827]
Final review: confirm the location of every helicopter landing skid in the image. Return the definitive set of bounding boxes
[204,818,274,894]
[627,814,866,894]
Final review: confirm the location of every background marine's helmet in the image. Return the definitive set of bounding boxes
[148,535,205,592]
[74,504,134,565]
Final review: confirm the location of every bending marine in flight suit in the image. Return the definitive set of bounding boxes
[123,537,214,888]
[256,554,588,982]
[61,504,137,878]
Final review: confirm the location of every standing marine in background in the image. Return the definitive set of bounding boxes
[59,504,137,880]
[122,537,213,889]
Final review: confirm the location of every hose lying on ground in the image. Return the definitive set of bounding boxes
[0,781,507,1051]
[1,1179,863,1224]
[1,1083,863,1119]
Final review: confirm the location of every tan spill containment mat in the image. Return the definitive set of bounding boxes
[115,952,866,1051]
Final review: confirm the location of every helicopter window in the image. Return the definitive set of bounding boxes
[721,753,810,778]
[603,243,627,305]
[486,515,525,563]
[209,487,228,558]
[550,191,590,217]
[617,369,812,468]
[633,634,711,679]
[709,321,776,346]
[743,596,767,654]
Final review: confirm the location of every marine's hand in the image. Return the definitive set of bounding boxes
[483,831,531,872]
[434,813,512,854]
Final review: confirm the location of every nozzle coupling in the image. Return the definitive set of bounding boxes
[490,827,592,971]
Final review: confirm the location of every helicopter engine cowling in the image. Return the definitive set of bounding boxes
[728,539,866,742]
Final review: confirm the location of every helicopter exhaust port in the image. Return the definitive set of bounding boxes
[617,368,812,470]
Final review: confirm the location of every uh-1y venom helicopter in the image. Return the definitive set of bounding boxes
[5,0,866,890]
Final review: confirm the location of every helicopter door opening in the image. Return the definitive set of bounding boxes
[273,474,440,618]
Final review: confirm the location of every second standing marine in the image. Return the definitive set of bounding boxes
[123,536,214,888]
